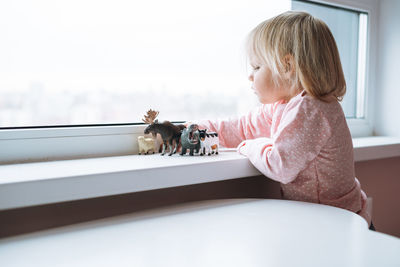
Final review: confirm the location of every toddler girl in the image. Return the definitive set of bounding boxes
[196,11,372,227]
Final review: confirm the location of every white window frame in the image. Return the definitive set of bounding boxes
[302,0,378,137]
[0,125,148,164]
[293,0,377,138]
[0,0,378,164]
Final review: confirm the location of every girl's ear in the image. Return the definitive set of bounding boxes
[282,54,295,80]
[283,54,294,73]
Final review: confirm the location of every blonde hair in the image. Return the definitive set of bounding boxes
[246,11,346,102]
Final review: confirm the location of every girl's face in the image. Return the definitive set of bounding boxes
[248,58,291,104]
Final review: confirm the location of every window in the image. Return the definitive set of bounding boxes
[0,0,290,128]
[0,0,375,163]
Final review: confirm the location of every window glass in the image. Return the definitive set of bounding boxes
[292,0,368,118]
[0,0,290,127]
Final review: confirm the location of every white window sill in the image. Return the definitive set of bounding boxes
[1,136,399,211]
[353,136,400,161]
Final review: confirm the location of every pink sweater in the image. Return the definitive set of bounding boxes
[198,91,371,225]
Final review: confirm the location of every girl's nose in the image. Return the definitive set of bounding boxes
[248,73,254,82]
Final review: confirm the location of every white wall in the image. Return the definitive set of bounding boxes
[374,0,400,136]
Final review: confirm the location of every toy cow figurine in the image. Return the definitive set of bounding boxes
[198,129,219,155]
[180,124,201,156]
[142,109,185,156]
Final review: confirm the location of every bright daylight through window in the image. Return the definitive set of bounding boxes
[0,0,367,128]
[0,0,290,128]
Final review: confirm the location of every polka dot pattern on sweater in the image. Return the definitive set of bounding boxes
[197,92,371,225]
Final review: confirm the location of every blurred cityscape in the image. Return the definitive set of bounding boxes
[0,81,257,128]
[0,0,286,128]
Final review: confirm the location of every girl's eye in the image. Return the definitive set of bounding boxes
[252,66,260,71]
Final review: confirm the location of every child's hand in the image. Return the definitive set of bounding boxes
[237,138,273,156]
[185,121,203,129]
[237,140,248,155]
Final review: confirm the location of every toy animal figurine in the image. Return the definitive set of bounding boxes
[180,124,201,156]
[137,136,156,155]
[142,109,185,156]
[198,129,219,155]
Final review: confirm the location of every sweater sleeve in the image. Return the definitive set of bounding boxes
[195,104,273,148]
[238,98,333,184]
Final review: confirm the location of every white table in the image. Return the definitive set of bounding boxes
[0,199,399,267]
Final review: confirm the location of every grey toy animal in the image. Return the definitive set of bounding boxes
[180,124,201,156]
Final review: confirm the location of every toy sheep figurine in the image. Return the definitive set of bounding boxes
[137,136,156,155]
